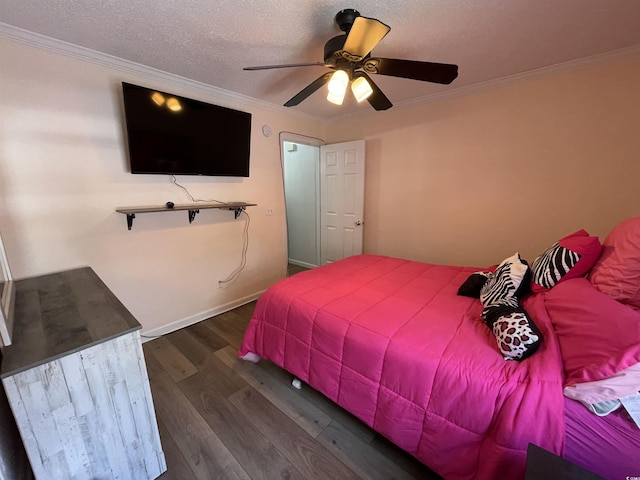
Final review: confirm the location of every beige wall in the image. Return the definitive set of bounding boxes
[0,37,324,335]
[327,53,640,267]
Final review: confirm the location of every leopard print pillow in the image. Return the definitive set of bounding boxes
[491,310,541,361]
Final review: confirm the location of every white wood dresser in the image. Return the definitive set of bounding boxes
[0,267,166,479]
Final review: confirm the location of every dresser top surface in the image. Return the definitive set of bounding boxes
[1,267,140,377]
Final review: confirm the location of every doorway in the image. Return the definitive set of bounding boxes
[283,140,321,269]
[281,135,366,270]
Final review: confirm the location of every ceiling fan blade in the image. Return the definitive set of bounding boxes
[342,16,390,61]
[244,62,328,71]
[357,72,392,111]
[284,72,334,107]
[363,58,458,84]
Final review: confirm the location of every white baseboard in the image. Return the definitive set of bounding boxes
[139,290,265,342]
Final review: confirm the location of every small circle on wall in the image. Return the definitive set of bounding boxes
[262,125,272,137]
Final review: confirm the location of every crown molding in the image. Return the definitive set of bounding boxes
[328,43,640,123]
[2,21,638,125]
[0,22,327,124]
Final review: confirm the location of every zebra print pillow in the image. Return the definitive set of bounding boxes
[531,230,602,292]
[480,253,530,308]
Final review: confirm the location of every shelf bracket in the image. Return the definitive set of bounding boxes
[188,209,199,224]
[230,206,246,219]
[126,214,135,231]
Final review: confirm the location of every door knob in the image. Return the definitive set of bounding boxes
[354,221,362,226]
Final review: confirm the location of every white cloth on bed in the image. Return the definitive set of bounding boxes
[563,362,640,415]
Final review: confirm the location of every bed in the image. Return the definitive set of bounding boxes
[239,217,640,480]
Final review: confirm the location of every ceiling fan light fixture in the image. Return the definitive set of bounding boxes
[245,10,458,111]
[327,69,349,105]
[351,76,373,102]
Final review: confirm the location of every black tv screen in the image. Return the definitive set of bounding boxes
[121,82,251,176]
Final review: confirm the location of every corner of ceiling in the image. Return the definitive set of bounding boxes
[0,21,330,125]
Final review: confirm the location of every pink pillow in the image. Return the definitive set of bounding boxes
[530,230,602,292]
[589,216,640,310]
[544,277,640,386]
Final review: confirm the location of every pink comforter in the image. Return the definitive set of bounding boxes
[239,255,565,479]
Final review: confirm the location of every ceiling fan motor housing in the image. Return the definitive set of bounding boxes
[324,35,347,64]
[335,9,360,32]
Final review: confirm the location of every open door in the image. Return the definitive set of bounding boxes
[320,140,366,264]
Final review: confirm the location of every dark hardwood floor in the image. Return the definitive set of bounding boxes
[144,268,443,480]
[286,262,311,277]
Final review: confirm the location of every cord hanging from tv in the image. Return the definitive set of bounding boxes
[121,82,252,177]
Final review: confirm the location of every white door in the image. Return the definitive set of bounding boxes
[320,140,366,265]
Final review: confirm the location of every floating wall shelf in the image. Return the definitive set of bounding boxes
[116,202,256,230]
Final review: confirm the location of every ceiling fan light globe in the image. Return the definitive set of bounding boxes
[327,90,346,105]
[351,76,373,102]
[327,70,349,96]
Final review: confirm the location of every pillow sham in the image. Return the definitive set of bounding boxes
[589,216,640,310]
[530,230,602,292]
[544,277,640,386]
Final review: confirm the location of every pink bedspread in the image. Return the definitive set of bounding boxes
[239,255,565,479]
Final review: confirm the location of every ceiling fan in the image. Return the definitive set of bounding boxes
[243,9,458,111]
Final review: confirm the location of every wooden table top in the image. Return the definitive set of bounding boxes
[1,267,140,378]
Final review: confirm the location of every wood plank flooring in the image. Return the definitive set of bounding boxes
[144,278,443,480]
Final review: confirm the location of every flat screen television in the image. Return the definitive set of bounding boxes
[121,82,251,176]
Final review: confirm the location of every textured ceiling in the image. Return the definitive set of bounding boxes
[2,0,640,118]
